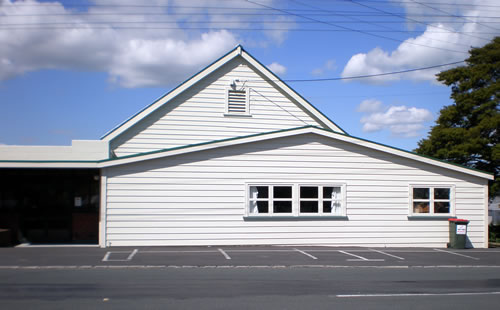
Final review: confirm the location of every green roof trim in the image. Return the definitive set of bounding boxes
[100,125,316,162]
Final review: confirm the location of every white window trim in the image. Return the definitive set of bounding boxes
[245,183,347,218]
[408,184,455,217]
[224,86,251,116]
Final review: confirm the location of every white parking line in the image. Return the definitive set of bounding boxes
[339,250,384,262]
[127,249,139,261]
[371,249,405,260]
[294,248,318,260]
[434,248,480,260]
[336,291,500,298]
[140,250,218,253]
[218,248,231,260]
[102,252,111,262]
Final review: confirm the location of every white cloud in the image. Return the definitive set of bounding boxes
[358,101,433,137]
[267,62,287,75]
[341,0,499,84]
[357,99,383,113]
[0,0,289,88]
[311,59,336,76]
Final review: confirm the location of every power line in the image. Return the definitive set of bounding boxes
[245,0,468,54]
[289,0,474,50]
[408,0,500,32]
[349,0,492,42]
[281,60,465,83]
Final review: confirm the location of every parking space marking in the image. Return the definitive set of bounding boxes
[294,248,318,260]
[139,250,218,253]
[102,249,138,262]
[102,252,111,262]
[371,249,405,260]
[127,249,138,260]
[218,248,231,260]
[339,250,384,262]
[434,249,480,260]
[336,291,500,298]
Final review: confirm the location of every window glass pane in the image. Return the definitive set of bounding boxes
[300,201,318,213]
[274,186,292,198]
[250,186,268,199]
[324,187,341,199]
[257,201,269,213]
[323,201,342,214]
[413,188,429,199]
[273,201,292,213]
[434,202,450,213]
[413,202,429,213]
[434,188,450,200]
[300,187,318,198]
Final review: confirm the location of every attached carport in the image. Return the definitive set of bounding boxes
[0,168,100,245]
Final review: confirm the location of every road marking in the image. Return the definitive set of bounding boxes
[336,291,500,298]
[102,252,111,262]
[371,249,405,260]
[339,250,384,262]
[294,248,318,260]
[218,248,231,260]
[139,250,218,253]
[434,248,480,260]
[127,249,139,261]
[2,265,500,270]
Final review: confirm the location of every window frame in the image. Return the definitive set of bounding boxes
[224,86,251,116]
[408,184,455,217]
[245,183,346,218]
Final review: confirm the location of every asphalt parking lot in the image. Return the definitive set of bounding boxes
[1,245,500,268]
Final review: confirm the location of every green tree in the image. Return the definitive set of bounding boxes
[415,37,499,198]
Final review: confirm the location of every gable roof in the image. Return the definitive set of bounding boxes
[100,45,346,142]
[4,126,491,180]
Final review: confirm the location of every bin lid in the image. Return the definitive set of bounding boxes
[448,218,469,223]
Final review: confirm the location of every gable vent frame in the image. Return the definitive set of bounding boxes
[225,86,251,116]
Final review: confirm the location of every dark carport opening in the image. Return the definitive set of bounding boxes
[0,168,100,245]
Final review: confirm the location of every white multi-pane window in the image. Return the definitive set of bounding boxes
[247,184,346,217]
[410,185,454,216]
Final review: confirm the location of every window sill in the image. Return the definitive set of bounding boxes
[223,113,252,118]
[244,215,348,221]
[408,215,456,221]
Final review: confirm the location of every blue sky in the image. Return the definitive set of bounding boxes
[0,0,498,151]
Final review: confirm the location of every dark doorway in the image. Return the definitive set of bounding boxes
[0,169,100,244]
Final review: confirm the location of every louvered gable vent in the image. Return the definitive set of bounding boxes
[226,88,249,115]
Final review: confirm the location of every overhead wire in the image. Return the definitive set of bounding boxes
[244,0,468,54]
[288,0,475,49]
[349,0,493,42]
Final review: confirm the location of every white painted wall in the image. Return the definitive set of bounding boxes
[104,133,488,248]
[110,58,327,157]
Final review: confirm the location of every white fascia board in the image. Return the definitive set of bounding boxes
[239,51,346,134]
[100,126,493,180]
[0,161,99,168]
[101,47,243,142]
[309,128,494,180]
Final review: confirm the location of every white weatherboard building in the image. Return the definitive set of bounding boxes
[0,46,493,248]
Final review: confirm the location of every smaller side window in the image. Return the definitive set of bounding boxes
[410,186,453,216]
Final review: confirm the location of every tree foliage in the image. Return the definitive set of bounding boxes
[415,37,499,198]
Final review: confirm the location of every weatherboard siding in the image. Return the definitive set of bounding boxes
[104,134,487,248]
[110,58,324,157]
